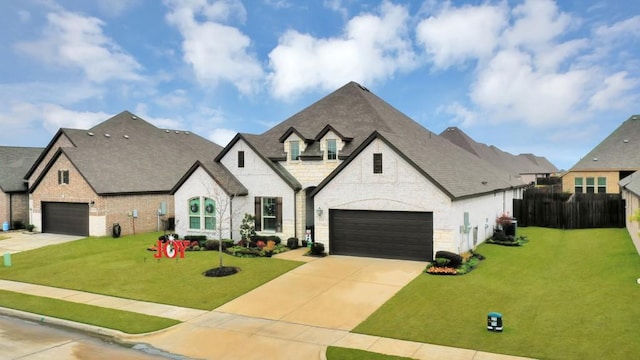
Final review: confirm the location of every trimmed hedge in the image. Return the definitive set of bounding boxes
[434,251,463,268]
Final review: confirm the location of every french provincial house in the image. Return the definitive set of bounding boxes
[24,111,221,237]
[562,115,640,194]
[174,82,526,261]
[0,146,43,229]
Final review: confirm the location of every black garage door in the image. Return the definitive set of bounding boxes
[329,209,433,261]
[42,202,89,236]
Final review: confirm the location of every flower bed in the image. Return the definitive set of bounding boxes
[425,251,484,276]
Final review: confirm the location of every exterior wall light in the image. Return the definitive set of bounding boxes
[316,207,323,216]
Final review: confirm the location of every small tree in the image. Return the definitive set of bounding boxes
[240,213,256,248]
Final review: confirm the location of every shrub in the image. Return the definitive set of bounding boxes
[434,251,463,268]
[251,235,282,245]
[158,233,179,241]
[184,235,208,247]
[286,237,299,249]
[222,239,234,248]
[310,242,325,255]
[12,221,24,230]
[434,257,451,267]
[204,239,226,251]
[192,245,200,251]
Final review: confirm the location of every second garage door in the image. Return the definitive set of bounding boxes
[42,202,89,236]
[329,209,433,261]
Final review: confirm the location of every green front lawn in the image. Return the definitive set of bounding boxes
[354,227,640,360]
[0,232,302,310]
[326,347,413,360]
[0,289,179,333]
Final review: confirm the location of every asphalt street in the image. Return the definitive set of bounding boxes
[0,315,184,360]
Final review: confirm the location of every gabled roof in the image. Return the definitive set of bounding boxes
[440,127,558,176]
[569,115,640,171]
[0,146,43,193]
[215,133,302,190]
[29,111,222,195]
[170,160,248,196]
[620,171,640,197]
[237,81,523,199]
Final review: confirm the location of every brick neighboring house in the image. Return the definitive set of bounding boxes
[0,146,43,229]
[440,127,559,185]
[25,111,221,236]
[562,115,640,194]
[173,82,526,260]
[620,171,640,254]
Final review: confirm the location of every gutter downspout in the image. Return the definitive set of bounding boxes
[230,194,234,240]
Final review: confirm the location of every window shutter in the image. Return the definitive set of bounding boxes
[254,197,261,231]
[276,197,282,232]
[58,170,61,184]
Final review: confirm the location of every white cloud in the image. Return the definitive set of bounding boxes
[165,0,263,94]
[208,128,237,146]
[15,10,142,83]
[133,103,183,129]
[416,3,508,69]
[0,102,109,133]
[589,71,639,110]
[267,1,416,100]
[418,0,639,129]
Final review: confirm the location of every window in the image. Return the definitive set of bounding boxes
[254,197,282,232]
[189,197,216,230]
[597,177,606,193]
[586,177,595,194]
[238,151,244,168]
[327,139,337,160]
[58,170,69,184]
[204,198,216,230]
[189,198,201,229]
[373,153,383,174]
[574,177,583,193]
[290,141,300,161]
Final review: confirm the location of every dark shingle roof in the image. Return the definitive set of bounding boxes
[569,115,640,171]
[31,111,223,194]
[0,146,43,192]
[171,160,248,196]
[440,127,558,176]
[241,81,524,199]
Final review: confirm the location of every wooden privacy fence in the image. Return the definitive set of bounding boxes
[513,191,626,229]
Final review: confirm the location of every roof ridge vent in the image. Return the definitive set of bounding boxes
[165,130,170,133]
[123,135,130,139]
[131,115,137,120]
[87,132,94,136]
[104,133,110,138]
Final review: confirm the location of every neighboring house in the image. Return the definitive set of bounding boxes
[620,171,640,254]
[0,146,43,229]
[562,115,640,194]
[174,82,526,261]
[440,127,559,184]
[25,111,221,236]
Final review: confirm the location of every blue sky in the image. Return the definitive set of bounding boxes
[1,0,639,170]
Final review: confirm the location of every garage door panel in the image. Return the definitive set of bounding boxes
[330,209,433,261]
[42,202,89,236]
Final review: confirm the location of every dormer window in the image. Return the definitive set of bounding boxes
[290,141,300,161]
[327,139,337,160]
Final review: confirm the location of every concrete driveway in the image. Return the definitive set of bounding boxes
[0,232,84,254]
[216,255,426,330]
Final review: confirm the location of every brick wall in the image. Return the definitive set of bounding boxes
[31,151,174,236]
[28,135,74,188]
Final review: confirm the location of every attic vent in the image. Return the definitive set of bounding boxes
[175,131,180,134]
[165,130,170,133]
[131,115,137,120]
[185,131,190,135]
[632,116,638,120]
[593,157,598,161]
[624,139,629,143]
[87,132,94,136]
[104,133,111,138]
[123,135,130,139]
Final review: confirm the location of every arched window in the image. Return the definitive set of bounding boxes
[189,197,200,229]
[204,198,216,230]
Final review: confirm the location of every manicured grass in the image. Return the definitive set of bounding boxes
[0,232,302,310]
[354,227,640,360]
[0,289,179,333]
[326,347,413,360]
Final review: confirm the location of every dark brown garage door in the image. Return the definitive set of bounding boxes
[42,202,89,236]
[329,209,433,261]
